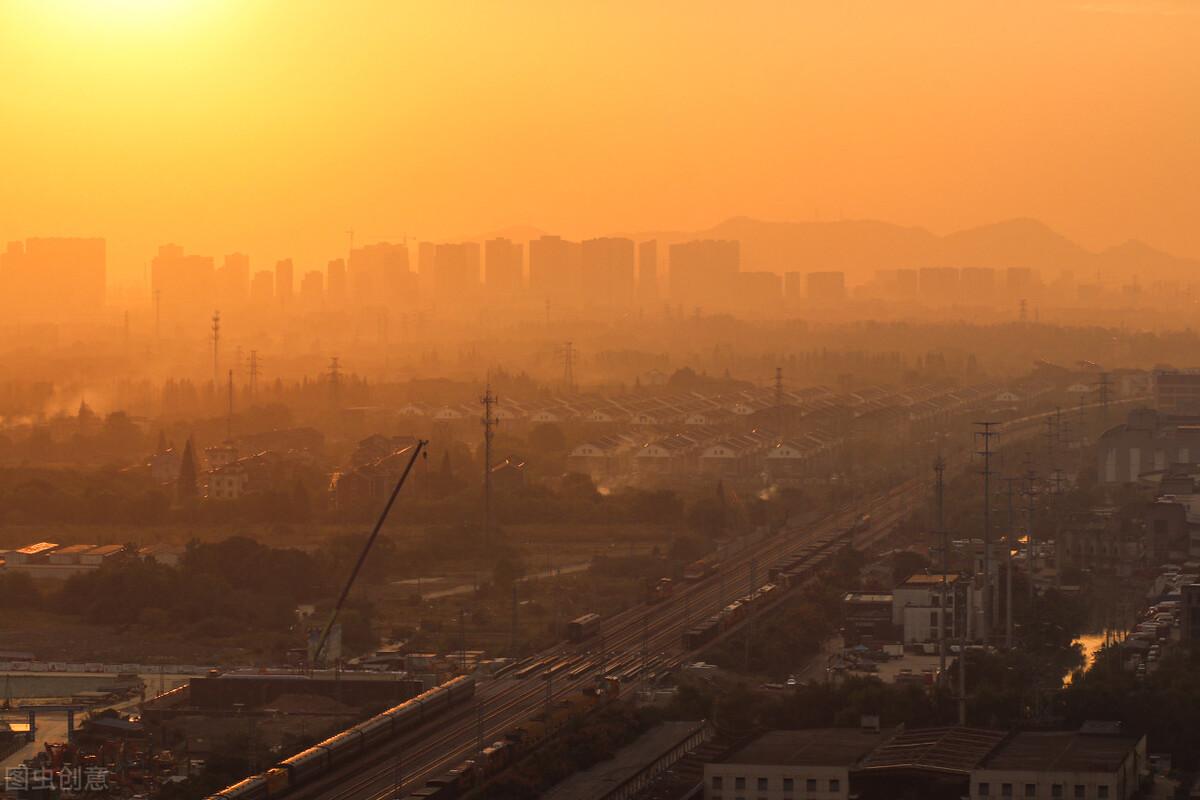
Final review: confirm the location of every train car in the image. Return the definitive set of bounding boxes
[682,556,720,581]
[647,576,674,604]
[719,600,745,629]
[277,744,329,786]
[207,676,476,800]
[682,614,721,649]
[264,768,289,797]
[567,612,602,642]
[210,774,269,800]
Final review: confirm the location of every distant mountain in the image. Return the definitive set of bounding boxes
[613,216,1199,284]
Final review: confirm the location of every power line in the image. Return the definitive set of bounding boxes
[974,421,999,640]
[481,383,498,547]
[211,310,221,387]
[558,341,576,392]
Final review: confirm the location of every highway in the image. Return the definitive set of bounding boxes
[293,477,926,800]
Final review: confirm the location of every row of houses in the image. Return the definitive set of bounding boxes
[391,382,998,429]
[564,382,1006,483]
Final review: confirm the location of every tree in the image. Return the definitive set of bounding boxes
[528,423,566,454]
[177,437,199,502]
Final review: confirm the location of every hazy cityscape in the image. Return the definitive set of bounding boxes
[2,2,1199,800]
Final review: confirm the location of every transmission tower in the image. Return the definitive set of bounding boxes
[226,369,234,440]
[248,350,259,400]
[933,456,949,682]
[775,366,786,440]
[481,383,498,547]
[328,356,342,407]
[559,341,576,392]
[1002,475,1018,648]
[1097,372,1111,424]
[1022,456,1039,604]
[1050,467,1066,588]
[211,311,221,386]
[974,421,999,639]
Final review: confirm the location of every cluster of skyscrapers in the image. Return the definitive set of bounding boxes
[148,236,771,318]
[2,233,1062,325]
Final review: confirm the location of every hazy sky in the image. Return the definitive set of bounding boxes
[1,0,1197,283]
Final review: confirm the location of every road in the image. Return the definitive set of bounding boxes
[292,478,924,800]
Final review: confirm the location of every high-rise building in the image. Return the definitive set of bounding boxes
[529,235,582,304]
[299,270,324,309]
[249,270,274,306]
[806,271,846,303]
[737,271,783,308]
[1005,267,1037,295]
[484,238,523,295]
[1,237,106,319]
[417,241,436,298]
[783,271,805,304]
[151,244,214,317]
[349,242,413,306]
[919,267,960,300]
[581,237,635,308]
[275,259,295,307]
[668,239,739,310]
[433,242,481,305]
[637,240,659,304]
[216,253,250,307]
[960,267,996,298]
[326,259,348,306]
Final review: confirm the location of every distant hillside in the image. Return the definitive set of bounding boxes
[613,216,1200,284]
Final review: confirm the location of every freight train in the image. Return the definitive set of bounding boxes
[682,555,721,581]
[403,678,620,799]
[204,675,476,800]
[682,512,873,651]
[680,582,779,650]
[566,612,602,642]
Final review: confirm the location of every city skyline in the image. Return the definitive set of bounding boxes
[1,1,1197,280]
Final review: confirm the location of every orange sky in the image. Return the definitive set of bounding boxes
[1,0,1197,284]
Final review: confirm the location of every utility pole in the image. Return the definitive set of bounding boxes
[459,607,467,673]
[476,700,484,758]
[328,356,341,408]
[1023,458,1039,604]
[226,369,234,440]
[975,422,999,640]
[481,384,497,547]
[248,350,259,400]
[774,366,787,441]
[392,743,402,799]
[560,341,576,392]
[211,311,221,387]
[1051,468,1065,589]
[641,612,649,695]
[1003,476,1018,649]
[1097,372,1111,424]
[745,558,757,672]
[509,583,518,657]
[934,456,948,682]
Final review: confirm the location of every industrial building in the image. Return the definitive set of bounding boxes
[706,725,1148,800]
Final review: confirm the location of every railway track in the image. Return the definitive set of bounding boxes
[307,479,928,800]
